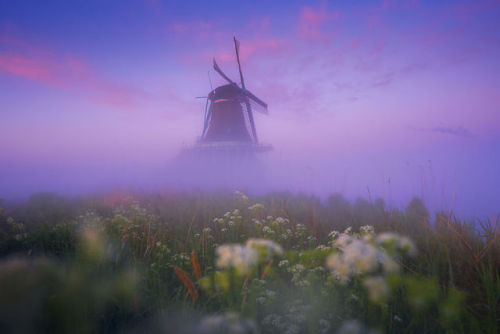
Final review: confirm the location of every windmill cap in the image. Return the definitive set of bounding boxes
[208,84,243,101]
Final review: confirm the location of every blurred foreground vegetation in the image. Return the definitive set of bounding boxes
[0,191,499,333]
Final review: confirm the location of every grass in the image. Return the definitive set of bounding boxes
[0,191,498,333]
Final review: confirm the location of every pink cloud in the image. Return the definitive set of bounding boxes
[298,3,339,40]
[239,38,287,62]
[0,53,54,82]
[0,35,146,110]
[209,37,287,65]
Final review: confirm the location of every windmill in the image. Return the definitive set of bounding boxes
[196,37,272,153]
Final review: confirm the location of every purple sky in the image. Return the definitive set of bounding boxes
[1,0,499,218]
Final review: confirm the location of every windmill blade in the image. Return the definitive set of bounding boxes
[243,89,268,114]
[213,59,234,85]
[234,36,245,89]
[243,96,258,143]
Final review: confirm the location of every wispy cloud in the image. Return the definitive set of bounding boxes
[0,34,147,110]
[298,3,339,40]
[410,124,476,138]
[431,125,475,138]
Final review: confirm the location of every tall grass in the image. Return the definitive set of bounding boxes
[0,192,498,333]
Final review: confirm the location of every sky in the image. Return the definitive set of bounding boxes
[1,0,499,218]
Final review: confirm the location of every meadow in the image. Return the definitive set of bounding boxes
[0,191,498,333]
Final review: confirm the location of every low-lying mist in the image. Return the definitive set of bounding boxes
[2,126,498,220]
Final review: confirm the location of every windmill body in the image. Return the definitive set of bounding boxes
[202,84,253,143]
[191,37,272,154]
[173,37,272,190]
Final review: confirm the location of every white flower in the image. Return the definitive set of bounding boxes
[363,276,389,303]
[295,279,311,287]
[289,264,305,274]
[316,244,331,251]
[246,238,283,261]
[326,253,351,283]
[248,203,264,211]
[262,226,274,234]
[278,260,289,268]
[253,219,262,226]
[215,244,258,274]
[265,289,276,297]
[360,225,375,235]
[328,230,339,239]
[377,232,417,255]
[256,296,266,304]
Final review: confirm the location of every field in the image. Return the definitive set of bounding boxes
[0,191,499,333]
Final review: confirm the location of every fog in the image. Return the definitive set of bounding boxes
[1,0,499,219]
[2,110,499,219]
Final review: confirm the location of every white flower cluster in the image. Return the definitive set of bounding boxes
[235,190,249,205]
[216,244,258,275]
[376,232,416,255]
[246,238,284,261]
[215,239,283,275]
[326,226,414,284]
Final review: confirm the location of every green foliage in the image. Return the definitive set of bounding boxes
[0,191,498,333]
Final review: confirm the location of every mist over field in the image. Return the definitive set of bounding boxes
[1,0,499,219]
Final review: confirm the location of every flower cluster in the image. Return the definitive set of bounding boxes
[215,238,283,275]
[326,226,414,284]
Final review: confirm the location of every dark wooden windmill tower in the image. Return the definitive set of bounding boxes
[173,37,272,190]
[196,37,272,153]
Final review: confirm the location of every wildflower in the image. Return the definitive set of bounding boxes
[360,225,375,235]
[316,244,331,251]
[246,238,283,261]
[289,264,305,274]
[203,227,212,234]
[326,253,351,283]
[256,296,266,304]
[377,232,417,256]
[221,228,228,233]
[215,244,258,274]
[248,203,264,211]
[235,191,249,205]
[265,289,276,297]
[328,230,339,239]
[262,226,274,234]
[295,279,311,287]
[363,276,389,303]
[278,260,290,268]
